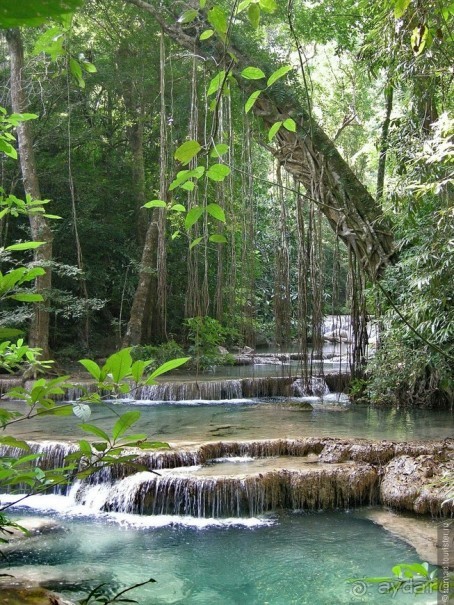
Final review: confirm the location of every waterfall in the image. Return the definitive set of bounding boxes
[72,465,379,518]
[292,377,330,397]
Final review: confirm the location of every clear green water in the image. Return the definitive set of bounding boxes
[6,399,453,444]
[6,509,435,605]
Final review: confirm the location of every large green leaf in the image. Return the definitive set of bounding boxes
[79,358,101,380]
[174,140,202,165]
[245,90,261,113]
[394,0,411,18]
[9,293,43,302]
[6,241,45,251]
[206,203,226,222]
[206,164,231,182]
[147,357,191,383]
[104,348,133,383]
[267,65,292,88]
[0,0,85,28]
[79,423,110,442]
[241,67,266,80]
[112,411,141,441]
[185,206,204,230]
[207,6,228,34]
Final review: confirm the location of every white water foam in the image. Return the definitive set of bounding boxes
[0,493,275,529]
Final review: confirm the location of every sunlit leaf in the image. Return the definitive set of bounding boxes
[185,206,204,229]
[143,199,167,209]
[245,90,261,113]
[394,0,411,19]
[241,67,266,80]
[200,29,214,40]
[6,241,45,251]
[209,234,228,243]
[206,164,231,182]
[267,65,292,87]
[283,118,297,132]
[206,203,226,222]
[174,140,202,165]
[207,6,228,34]
[210,143,229,158]
[268,121,282,141]
[248,3,261,28]
[146,357,191,382]
[178,9,198,24]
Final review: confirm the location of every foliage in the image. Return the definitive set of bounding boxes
[185,316,237,369]
[368,115,453,407]
[131,339,185,369]
[349,561,453,597]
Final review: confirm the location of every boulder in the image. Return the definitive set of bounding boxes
[0,588,73,605]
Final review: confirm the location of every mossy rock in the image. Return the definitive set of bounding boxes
[0,587,72,605]
[279,400,313,411]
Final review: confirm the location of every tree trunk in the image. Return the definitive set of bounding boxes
[124,0,396,280]
[122,215,159,346]
[376,83,394,202]
[6,28,53,359]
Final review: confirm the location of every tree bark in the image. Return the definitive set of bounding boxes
[124,0,396,280]
[6,28,53,359]
[122,215,159,346]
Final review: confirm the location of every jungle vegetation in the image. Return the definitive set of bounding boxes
[0,0,452,408]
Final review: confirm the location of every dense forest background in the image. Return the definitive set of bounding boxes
[0,0,452,407]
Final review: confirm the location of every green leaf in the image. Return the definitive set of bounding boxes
[174,140,202,165]
[82,61,97,73]
[210,143,229,158]
[248,3,261,28]
[206,203,226,222]
[131,359,152,383]
[0,0,84,28]
[79,423,110,442]
[207,70,226,97]
[112,411,141,441]
[143,199,167,209]
[69,57,85,89]
[78,439,92,456]
[181,181,195,191]
[283,118,296,132]
[245,90,261,113]
[199,0,207,8]
[259,0,277,13]
[170,204,186,212]
[241,67,266,80]
[0,436,30,451]
[9,293,43,302]
[185,206,204,230]
[206,164,231,182]
[6,241,45,251]
[268,121,282,141]
[189,236,203,250]
[267,65,292,87]
[73,403,91,422]
[178,9,198,24]
[236,0,252,14]
[207,6,228,34]
[147,357,190,382]
[394,0,411,18]
[0,140,17,159]
[209,234,228,243]
[200,29,214,40]
[79,358,101,381]
[104,348,133,383]
[0,327,23,339]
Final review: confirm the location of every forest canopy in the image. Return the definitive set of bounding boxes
[0,0,452,407]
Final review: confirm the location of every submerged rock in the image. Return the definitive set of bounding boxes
[278,400,313,411]
[0,588,73,605]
